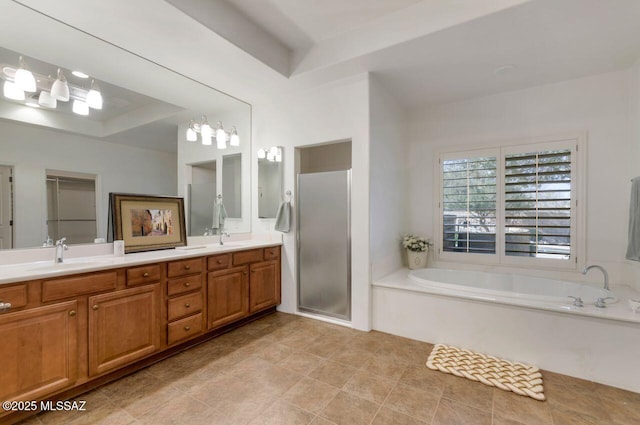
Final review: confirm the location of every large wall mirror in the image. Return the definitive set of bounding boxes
[0,2,251,249]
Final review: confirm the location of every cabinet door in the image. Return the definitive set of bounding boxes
[249,260,281,313]
[0,301,78,402]
[89,284,160,376]
[208,266,249,330]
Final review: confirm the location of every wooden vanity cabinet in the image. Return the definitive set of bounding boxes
[249,260,281,313]
[0,300,78,403]
[166,258,205,345]
[88,284,161,376]
[207,266,249,329]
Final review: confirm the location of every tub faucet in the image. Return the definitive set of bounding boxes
[582,265,609,291]
[55,237,68,263]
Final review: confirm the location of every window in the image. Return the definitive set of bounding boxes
[437,137,583,269]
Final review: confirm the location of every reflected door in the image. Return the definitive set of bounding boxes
[297,170,351,320]
[0,166,13,249]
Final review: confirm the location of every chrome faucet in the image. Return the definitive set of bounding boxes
[582,265,609,291]
[219,231,230,245]
[55,237,68,263]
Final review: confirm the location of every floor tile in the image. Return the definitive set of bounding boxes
[441,375,494,412]
[383,383,440,422]
[248,400,315,425]
[308,360,358,388]
[432,398,491,425]
[136,394,215,425]
[329,347,374,369]
[320,391,380,425]
[361,355,409,381]
[342,370,396,403]
[282,377,340,413]
[371,407,428,425]
[278,351,325,375]
[398,365,451,395]
[492,389,554,425]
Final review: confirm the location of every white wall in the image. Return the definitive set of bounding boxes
[627,59,640,291]
[369,77,409,280]
[406,69,635,288]
[0,120,176,248]
[252,75,372,330]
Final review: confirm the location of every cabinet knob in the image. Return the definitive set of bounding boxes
[184,282,191,287]
[184,326,191,331]
[69,310,76,317]
[185,303,191,308]
[217,260,223,264]
[143,272,149,277]
[92,305,99,310]
[243,271,247,275]
[184,265,191,270]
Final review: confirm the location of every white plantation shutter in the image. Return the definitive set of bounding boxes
[504,149,572,260]
[442,156,497,254]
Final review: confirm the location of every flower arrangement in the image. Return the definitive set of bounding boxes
[402,234,432,252]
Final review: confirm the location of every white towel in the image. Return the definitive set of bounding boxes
[274,201,291,233]
[212,202,228,230]
[626,177,640,261]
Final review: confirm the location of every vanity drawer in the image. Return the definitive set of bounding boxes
[232,249,263,266]
[207,253,231,271]
[167,275,202,297]
[43,271,118,302]
[167,258,202,278]
[167,313,203,345]
[127,264,161,286]
[167,292,203,321]
[0,284,28,309]
[263,246,280,261]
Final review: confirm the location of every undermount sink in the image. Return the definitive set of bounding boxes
[27,257,114,271]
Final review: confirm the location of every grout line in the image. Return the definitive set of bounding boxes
[367,379,397,425]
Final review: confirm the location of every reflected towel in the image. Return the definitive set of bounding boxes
[274,201,291,233]
[212,202,227,229]
[626,177,640,261]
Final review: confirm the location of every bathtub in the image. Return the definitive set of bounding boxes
[372,268,640,393]
[408,268,616,306]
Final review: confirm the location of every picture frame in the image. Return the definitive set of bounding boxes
[110,193,187,253]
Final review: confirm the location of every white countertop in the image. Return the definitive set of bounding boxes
[0,236,281,285]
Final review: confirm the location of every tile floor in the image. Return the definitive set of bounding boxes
[19,312,640,425]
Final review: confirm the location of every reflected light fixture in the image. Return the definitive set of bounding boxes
[72,70,89,79]
[50,68,70,101]
[15,56,36,92]
[259,146,282,162]
[38,90,57,108]
[86,80,103,109]
[72,99,89,116]
[186,116,239,149]
[3,81,25,100]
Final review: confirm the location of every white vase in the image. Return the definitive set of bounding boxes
[407,249,428,269]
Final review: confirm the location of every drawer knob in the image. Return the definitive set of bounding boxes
[243,271,248,275]
[184,326,191,331]
[92,305,99,310]
[69,310,76,317]
[143,272,149,277]
[184,265,191,270]
[184,282,191,287]
[185,303,191,308]
[217,260,223,264]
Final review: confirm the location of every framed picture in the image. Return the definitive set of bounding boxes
[110,193,187,253]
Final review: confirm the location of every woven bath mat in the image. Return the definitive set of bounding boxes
[426,344,545,401]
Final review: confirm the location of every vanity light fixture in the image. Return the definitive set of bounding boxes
[50,69,70,101]
[257,148,266,159]
[85,80,103,109]
[72,99,89,116]
[71,70,89,79]
[38,90,57,108]
[186,116,239,149]
[3,81,25,101]
[15,56,36,93]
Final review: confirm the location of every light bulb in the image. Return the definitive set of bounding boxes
[3,81,25,100]
[267,151,275,161]
[38,91,57,108]
[269,146,279,155]
[215,121,226,149]
[50,69,70,101]
[201,134,212,146]
[275,150,282,162]
[15,56,36,92]
[201,123,212,141]
[86,80,103,109]
[257,148,266,159]
[186,125,197,142]
[72,99,89,116]
[229,126,239,146]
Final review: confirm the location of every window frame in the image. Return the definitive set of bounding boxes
[434,134,586,271]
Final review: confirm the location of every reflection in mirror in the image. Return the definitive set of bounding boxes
[222,154,242,218]
[0,4,251,249]
[46,171,97,245]
[258,147,284,219]
[188,161,216,235]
